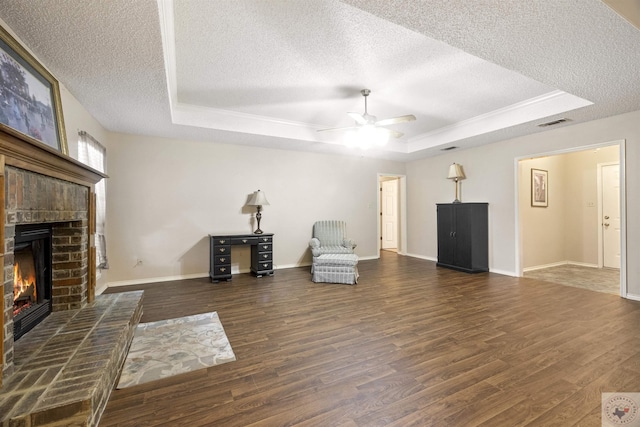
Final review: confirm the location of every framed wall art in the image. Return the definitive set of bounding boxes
[0,24,68,154]
[531,168,548,207]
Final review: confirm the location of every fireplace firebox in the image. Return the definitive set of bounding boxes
[13,224,53,341]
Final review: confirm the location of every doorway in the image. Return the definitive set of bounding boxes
[517,142,625,296]
[377,174,407,256]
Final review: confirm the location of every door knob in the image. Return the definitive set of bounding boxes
[604,216,610,219]
[604,223,610,227]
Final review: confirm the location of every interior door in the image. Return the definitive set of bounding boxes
[602,164,620,268]
[381,179,398,249]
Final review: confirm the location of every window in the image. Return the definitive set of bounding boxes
[78,131,108,269]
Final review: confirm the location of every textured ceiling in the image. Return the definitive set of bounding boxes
[0,0,639,161]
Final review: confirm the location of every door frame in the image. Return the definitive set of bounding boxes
[377,174,407,256]
[597,161,620,269]
[514,139,627,298]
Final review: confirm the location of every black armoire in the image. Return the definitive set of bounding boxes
[436,203,488,273]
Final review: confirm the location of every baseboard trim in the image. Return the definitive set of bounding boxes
[405,253,437,262]
[625,293,640,302]
[523,261,599,273]
[489,268,517,277]
[105,255,383,291]
[102,252,524,291]
[106,272,210,290]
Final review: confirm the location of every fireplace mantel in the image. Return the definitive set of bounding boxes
[1,128,107,387]
[0,129,106,186]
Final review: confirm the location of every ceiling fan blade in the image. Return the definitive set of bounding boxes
[375,114,416,127]
[377,127,404,139]
[347,112,368,125]
[317,125,358,133]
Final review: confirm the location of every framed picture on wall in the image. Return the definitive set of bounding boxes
[531,169,548,207]
[0,24,68,154]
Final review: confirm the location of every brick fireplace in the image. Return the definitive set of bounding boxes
[3,166,91,376]
[0,130,104,385]
[0,130,144,426]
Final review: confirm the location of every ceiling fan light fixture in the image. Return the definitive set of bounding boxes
[319,89,415,147]
[344,125,389,149]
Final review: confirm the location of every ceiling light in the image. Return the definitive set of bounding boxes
[344,125,389,150]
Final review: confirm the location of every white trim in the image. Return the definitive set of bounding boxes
[619,140,628,298]
[523,261,570,272]
[405,253,516,276]
[408,90,592,152]
[106,272,209,289]
[523,261,599,273]
[405,253,437,262]
[377,174,408,256]
[626,293,640,302]
[95,282,108,296]
[104,256,381,290]
[490,268,517,277]
[156,0,178,118]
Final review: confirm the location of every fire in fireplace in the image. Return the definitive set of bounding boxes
[14,249,38,316]
[13,224,53,340]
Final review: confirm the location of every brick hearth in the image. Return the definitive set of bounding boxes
[0,291,143,426]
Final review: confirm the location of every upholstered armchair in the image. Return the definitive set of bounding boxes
[309,220,357,257]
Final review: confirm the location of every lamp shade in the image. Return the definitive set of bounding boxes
[447,163,466,180]
[247,190,270,206]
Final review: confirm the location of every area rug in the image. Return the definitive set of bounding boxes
[116,311,236,389]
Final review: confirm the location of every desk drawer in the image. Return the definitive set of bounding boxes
[258,243,272,252]
[213,265,231,276]
[257,252,272,262]
[231,237,258,245]
[256,261,273,271]
[258,236,273,244]
[212,237,231,245]
[215,254,231,265]
[214,245,231,254]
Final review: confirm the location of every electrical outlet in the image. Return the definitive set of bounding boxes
[587,202,595,207]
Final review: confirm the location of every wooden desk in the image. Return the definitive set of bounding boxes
[209,233,274,282]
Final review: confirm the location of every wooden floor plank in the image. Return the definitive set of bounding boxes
[99,252,640,426]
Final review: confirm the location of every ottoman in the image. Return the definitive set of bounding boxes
[312,253,359,284]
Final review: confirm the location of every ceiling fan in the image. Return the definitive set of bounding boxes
[318,89,416,139]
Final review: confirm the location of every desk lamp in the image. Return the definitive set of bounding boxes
[447,163,466,203]
[247,190,270,234]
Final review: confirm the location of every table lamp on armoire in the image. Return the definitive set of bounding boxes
[247,190,270,234]
[447,163,466,203]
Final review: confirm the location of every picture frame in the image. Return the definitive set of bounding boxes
[531,168,548,207]
[0,24,68,154]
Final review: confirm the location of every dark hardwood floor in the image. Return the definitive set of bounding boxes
[100,252,640,426]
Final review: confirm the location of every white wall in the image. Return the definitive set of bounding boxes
[58,85,112,289]
[104,133,406,285]
[59,86,110,161]
[563,146,619,264]
[518,145,619,269]
[406,109,640,298]
[519,155,567,268]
